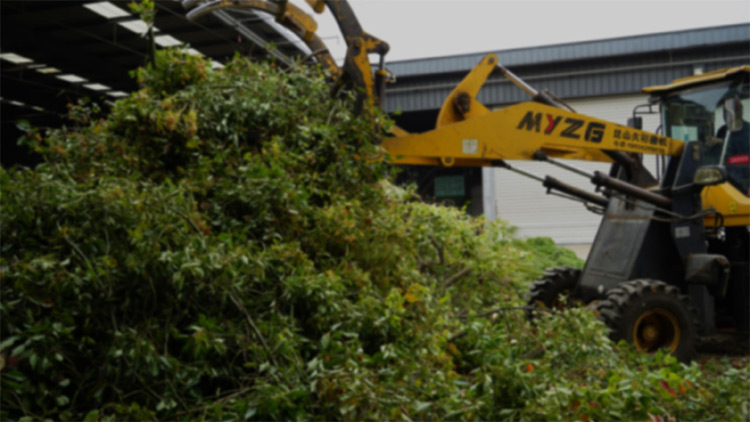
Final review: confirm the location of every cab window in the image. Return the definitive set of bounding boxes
[662,79,749,195]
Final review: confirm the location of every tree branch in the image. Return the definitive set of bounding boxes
[442,267,472,288]
[228,289,278,368]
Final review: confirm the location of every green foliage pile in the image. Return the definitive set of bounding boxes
[509,235,582,272]
[2,49,748,421]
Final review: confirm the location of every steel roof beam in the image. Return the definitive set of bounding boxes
[209,9,292,66]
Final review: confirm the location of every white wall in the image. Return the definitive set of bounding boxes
[485,93,663,245]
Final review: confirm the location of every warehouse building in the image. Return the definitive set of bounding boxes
[385,23,750,255]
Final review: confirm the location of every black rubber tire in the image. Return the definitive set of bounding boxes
[527,267,582,318]
[596,279,699,363]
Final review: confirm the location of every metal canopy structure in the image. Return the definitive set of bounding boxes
[1,0,309,166]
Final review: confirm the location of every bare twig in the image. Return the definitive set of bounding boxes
[302,48,330,65]
[104,224,111,256]
[167,378,189,412]
[430,236,445,265]
[442,267,472,288]
[497,306,514,335]
[163,315,170,356]
[172,387,252,418]
[326,103,339,125]
[448,330,468,342]
[10,391,38,419]
[122,358,163,403]
[474,305,531,319]
[455,305,531,320]
[229,289,278,368]
[110,308,119,333]
[449,306,530,341]
[58,223,93,270]
[173,209,204,235]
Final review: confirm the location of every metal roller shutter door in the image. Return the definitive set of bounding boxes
[490,94,662,245]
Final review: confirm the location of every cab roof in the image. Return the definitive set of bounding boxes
[643,66,750,94]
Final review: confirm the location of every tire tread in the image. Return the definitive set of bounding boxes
[595,279,700,362]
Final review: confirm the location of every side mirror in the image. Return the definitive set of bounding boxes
[627,116,643,129]
[693,165,727,187]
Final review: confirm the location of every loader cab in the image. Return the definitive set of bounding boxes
[647,67,750,338]
[650,68,750,197]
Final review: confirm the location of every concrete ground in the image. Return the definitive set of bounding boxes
[560,243,591,260]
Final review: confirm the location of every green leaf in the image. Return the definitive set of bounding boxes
[414,401,432,412]
[83,410,100,422]
[11,343,26,356]
[56,395,70,407]
[15,119,31,132]
[0,336,18,351]
[29,353,38,369]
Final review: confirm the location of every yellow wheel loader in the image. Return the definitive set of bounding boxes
[386,60,750,362]
[184,0,749,360]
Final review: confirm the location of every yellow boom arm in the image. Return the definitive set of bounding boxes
[384,99,684,166]
[383,54,684,167]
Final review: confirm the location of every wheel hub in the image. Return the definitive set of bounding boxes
[632,308,681,353]
[642,324,659,342]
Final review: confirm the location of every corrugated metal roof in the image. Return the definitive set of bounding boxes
[385,59,747,113]
[643,65,750,93]
[383,24,750,113]
[386,24,750,77]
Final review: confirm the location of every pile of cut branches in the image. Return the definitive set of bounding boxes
[1,49,747,421]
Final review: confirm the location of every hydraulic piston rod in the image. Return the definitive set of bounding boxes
[591,170,673,209]
[495,160,609,208]
[543,176,610,208]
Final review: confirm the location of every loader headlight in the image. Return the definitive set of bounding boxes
[693,165,727,187]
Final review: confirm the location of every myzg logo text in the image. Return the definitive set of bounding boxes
[516,111,605,143]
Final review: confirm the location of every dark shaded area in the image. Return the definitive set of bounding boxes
[1,103,55,168]
[391,109,485,216]
[1,0,308,168]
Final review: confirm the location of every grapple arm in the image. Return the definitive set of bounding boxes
[183,0,390,110]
